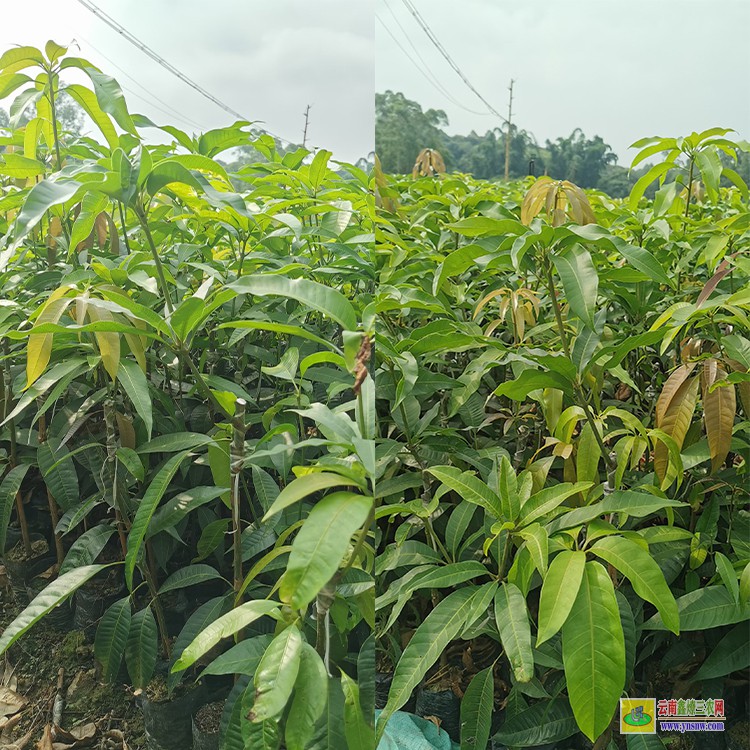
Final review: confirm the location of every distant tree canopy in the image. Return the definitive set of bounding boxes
[0,90,85,137]
[375,91,646,196]
[375,91,448,175]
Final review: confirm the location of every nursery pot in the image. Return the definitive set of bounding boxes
[416,684,461,742]
[26,574,73,628]
[3,533,54,605]
[192,701,223,750]
[375,671,392,710]
[73,570,126,638]
[4,523,21,553]
[141,681,208,750]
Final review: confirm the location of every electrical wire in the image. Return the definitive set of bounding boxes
[74,35,208,131]
[380,0,487,116]
[74,0,298,146]
[399,0,508,125]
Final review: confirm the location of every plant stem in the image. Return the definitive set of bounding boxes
[178,346,232,419]
[37,409,65,566]
[144,542,171,659]
[230,398,247,604]
[4,342,32,556]
[135,206,174,315]
[543,253,615,471]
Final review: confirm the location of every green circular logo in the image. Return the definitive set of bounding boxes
[624,710,652,727]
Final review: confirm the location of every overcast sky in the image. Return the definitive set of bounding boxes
[376,0,750,165]
[0,0,374,162]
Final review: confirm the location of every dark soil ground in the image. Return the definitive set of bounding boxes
[0,571,145,749]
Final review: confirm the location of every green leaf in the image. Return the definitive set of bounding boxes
[218,321,339,353]
[64,84,118,147]
[158,564,223,594]
[168,595,231,693]
[285,643,329,750]
[545,491,686,535]
[38,437,79,511]
[613,239,672,288]
[426,465,503,519]
[172,599,280,673]
[10,179,80,250]
[492,697,578,747]
[125,450,192,589]
[137,432,215,454]
[219,676,251,750]
[249,625,302,721]
[518,482,594,528]
[694,623,750,679]
[494,583,534,682]
[241,706,281,750]
[125,605,158,690]
[376,587,476,741]
[379,561,490,632]
[494,369,575,400]
[562,561,625,742]
[0,464,31,553]
[714,551,739,603]
[626,736,668,750]
[341,671,374,749]
[201,634,272,677]
[229,275,356,331]
[537,550,586,646]
[94,596,131,682]
[498,454,520,521]
[147,486,226,539]
[263,472,361,521]
[59,525,114,575]
[446,216,523,237]
[117,359,153,440]
[307,678,348,750]
[643,586,750,631]
[553,244,598,329]
[280,492,372,610]
[460,667,494,750]
[86,68,136,134]
[116,447,145,482]
[0,565,109,654]
[629,162,673,209]
[591,535,679,635]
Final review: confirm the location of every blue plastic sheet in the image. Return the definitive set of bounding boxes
[376,710,460,750]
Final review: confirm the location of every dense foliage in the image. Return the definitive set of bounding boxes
[374,128,749,747]
[0,42,374,749]
[376,91,750,197]
[1,39,749,750]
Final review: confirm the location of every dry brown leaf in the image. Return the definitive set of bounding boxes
[37,725,54,750]
[655,363,697,426]
[0,685,27,718]
[702,359,736,473]
[654,375,700,483]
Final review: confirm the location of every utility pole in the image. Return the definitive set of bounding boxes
[302,104,312,148]
[504,79,515,181]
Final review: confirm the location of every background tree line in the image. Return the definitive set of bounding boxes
[376,90,750,197]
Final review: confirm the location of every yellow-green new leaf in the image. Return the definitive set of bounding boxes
[249,625,302,722]
[591,536,679,634]
[494,583,534,682]
[279,492,372,610]
[562,561,625,742]
[537,551,586,646]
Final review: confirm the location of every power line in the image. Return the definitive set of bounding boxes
[74,35,208,131]
[74,0,298,146]
[399,0,508,125]
[380,0,487,116]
